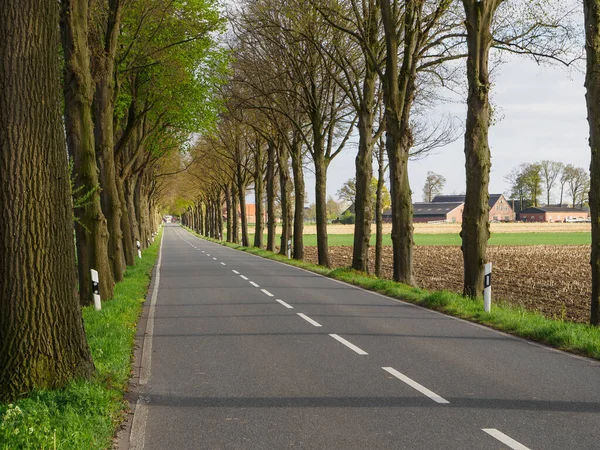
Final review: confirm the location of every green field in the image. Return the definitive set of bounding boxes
[239,232,591,246]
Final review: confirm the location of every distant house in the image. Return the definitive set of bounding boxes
[413,202,464,223]
[222,203,266,224]
[517,206,589,222]
[432,194,514,222]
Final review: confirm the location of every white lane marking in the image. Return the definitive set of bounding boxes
[232,270,240,274]
[213,257,217,260]
[249,281,260,288]
[329,334,368,355]
[382,367,449,404]
[207,253,210,256]
[276,299,294,309]
[261,289,274,297]
[221,262,226,266]
[129,398,148,450]
[297,313,322,327]
[202,250,205,253]
[482,429,530,450]
[140,232,165,385]
[240,275,249,280]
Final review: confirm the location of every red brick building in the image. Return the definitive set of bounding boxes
[431,194,515,222]
[413,202,464,223]
[517,206,589,222]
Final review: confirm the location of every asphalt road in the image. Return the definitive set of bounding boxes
[128,224,600,449]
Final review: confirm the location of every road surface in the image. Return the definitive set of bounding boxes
[125,224,600,449]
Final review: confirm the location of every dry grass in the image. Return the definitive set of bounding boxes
[249,222,591,235]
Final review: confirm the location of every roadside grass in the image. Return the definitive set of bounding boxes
[188,228,600,360]
[0,231,161,450]
[233,232,590,246]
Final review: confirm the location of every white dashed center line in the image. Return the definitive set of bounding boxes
[482,429,530,450]
[382,367,449,404]
[213,257,217,260]
[297,313,322,327]
[206,254,210,256]
[240,275,249,280]
[221,262,226,266]
[329,334,368,355]
[249,281,260,288]
[232,270,240,274]
[261,289,274,297]
[276,299,293,309]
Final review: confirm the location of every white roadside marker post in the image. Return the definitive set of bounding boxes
[287,239,292,259]
[91,269,101,311]
[484,262,492,313]
[137,240,142,259]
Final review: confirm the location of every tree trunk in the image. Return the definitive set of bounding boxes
[375,138,386,278]
[266,140,277,252]
[126,175,140,247]
[254,140,265,248]
[290,136,305,260]
[279,146,293,256]
[0,0,95,400]
[232,185,239,243]
[584,0,600,325]
[352,67,376,272]
[314,152,330,267]
[225,185,232,242]
[117,175,135,266]
[238,167,249,247]
[60,0,113,303]
[460,0,497,298]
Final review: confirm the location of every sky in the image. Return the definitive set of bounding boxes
[302,56,591,206]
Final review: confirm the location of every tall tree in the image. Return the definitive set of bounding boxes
[422,171,446,202]
[584,0,600,324]
[0,0,95,401]
[539,160,564,206]
[60,0,114,304]
[563,164,589,208]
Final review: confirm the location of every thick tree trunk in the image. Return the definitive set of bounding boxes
[60,0,113,303]
[352,69,376,272]
[254,140,265,248]
[461,0,497,298]
[238,168,249,247]
[290,137,305,260]
[232,185,239,243]
[266,141,277,252]
[117,175,135,266]
[584,0,600,325]
[0,0,95,400]
[279,146,293,256]
[225,185,232,242]
[314,152,330,267]
[375,139,386,278]
[126,175,140,247]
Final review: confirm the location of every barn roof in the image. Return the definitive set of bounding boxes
[432,194,505,209]
[519,206,588,214]
[413,202,463,216]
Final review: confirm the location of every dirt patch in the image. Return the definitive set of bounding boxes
[303,245,592,323]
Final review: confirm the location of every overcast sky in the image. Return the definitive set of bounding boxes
[302,56,590,205]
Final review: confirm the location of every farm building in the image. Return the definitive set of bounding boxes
[517,206,589,222]
[412,202,464,223]
[432,194,515,221]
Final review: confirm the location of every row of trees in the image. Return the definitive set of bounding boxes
[177,0,590,313]
[505,161,590,209]
[0,0,226,401]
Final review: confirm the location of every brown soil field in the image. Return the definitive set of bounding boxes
[250,222,590,235]
[303,245,592,323]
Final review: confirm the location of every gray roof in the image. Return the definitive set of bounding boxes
[432,194,504,209]
[519,206,588,214]
[413,202,463,216]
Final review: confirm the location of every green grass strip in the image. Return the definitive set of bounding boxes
[0,230,161,450]
[188,228,600,360]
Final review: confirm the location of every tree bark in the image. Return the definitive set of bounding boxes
[266,140,277,252]
[60,0,114,303]
[290,135,305,260]
[0,0,95,400]
[584,0,600,325]
[238,166,249,246]
[375,138,386,278]
[278,145,293,256]
[232,185,239,243]
[126,175,140,247]
[352,65,376,272]
[117,174,135,266]
[253,139,264,248]
[225,185,232,242]
[460,0,498,297]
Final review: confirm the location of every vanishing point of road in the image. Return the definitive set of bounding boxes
[122,224,600,449]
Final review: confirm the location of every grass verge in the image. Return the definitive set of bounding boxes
[187,228,600,360]
[0,230,161,450]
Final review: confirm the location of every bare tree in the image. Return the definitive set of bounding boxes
[539,160,564,205]
[422,171,446,202]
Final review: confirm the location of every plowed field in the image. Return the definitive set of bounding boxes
[303,245,592,323]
